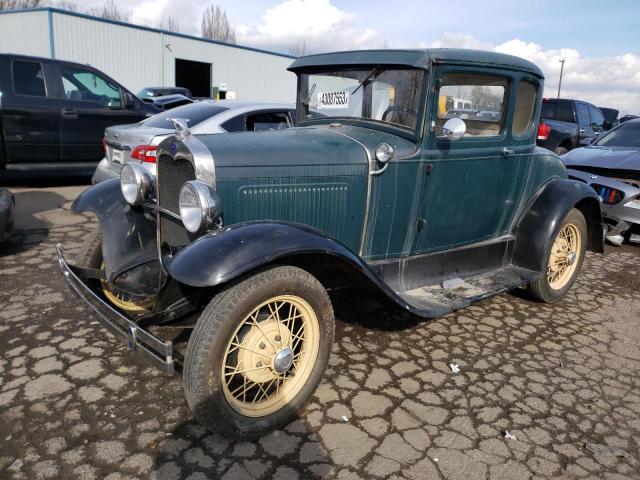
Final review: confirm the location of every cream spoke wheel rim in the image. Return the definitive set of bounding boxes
[100,262,154,312]
[547,223,581,290]
[221,295,320,417]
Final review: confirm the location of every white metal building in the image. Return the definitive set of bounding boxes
[0,7,297,101]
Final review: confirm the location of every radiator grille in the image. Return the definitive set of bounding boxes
[157,154,196,252]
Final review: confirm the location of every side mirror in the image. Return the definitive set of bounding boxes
[123,92,136,110]
[440,117,466,141]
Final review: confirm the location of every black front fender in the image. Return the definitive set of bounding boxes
[72,178,160,291]
[166,221,374,287]
[513,178,603,273]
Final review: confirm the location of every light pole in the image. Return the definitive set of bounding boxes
[557,58,565,98]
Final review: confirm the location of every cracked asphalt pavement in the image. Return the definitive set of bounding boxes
[1,184,639,480]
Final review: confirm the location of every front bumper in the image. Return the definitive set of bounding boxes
[56,244,175,375]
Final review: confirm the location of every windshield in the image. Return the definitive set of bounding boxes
[142,102,229,129]
[298,67,426,134]
[594,121,640,148]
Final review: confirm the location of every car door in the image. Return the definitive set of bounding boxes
[412,68,529,253]
[575,101,594,146]
[1,59,61,164]
[56,65,143,162]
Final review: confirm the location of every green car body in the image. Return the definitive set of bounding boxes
[58,49,604,437]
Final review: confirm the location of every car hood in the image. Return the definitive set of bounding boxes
[563,146,640,171]
[193,124,418,177]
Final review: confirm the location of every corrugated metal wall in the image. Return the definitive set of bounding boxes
[0,10,51,58]
[51,12,296,101]
[0,9,296,102]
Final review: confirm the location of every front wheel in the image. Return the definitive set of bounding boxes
[528,208,587,303]
[183,266,335,439]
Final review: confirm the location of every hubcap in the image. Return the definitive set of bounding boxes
[221,295,320,417]
[567,251,577,266]
[273,347,294,374]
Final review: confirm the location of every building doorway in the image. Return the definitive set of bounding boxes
[175,58,211,98]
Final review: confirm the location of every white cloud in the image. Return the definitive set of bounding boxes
[237,0,385,54]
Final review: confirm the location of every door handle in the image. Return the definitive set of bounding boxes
[502,148,514,157]
[579,128,585,134]
[61,107,78,119]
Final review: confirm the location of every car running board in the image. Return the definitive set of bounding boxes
[397,265,540,316]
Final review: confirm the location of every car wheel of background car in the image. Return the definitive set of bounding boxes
[77,230,155,312]
[554,146,569,156]
[528,208,587,303]
[183,265,335,439]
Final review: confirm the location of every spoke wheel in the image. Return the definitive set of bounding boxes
[547,223,581,290]
[222,295,319,417]
[100,262,155,312]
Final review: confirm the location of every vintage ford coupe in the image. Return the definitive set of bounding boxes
[57,49,603,438]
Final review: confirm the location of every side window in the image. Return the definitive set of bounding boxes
[512,81,537,135]
[575,103,590,127]
[13,61,47,97]
[220,115,247,132]
[589,106,605,129]
[436,73,508,137]
[60,67,122,108]
[246,112,291,131]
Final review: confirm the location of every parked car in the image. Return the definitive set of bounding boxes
[620,114,639,123]
[563,118,640,245]
[138,86,193,99]
[92,100,296,183]
[0,188,14,242]
[57,48,603,439]
[0,53,160,174]
[141,93,193,111]
[537,98,612,155]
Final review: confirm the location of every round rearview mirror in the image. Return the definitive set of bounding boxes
[441,117,466,141]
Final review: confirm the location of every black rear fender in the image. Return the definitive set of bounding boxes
[513,178,603,273]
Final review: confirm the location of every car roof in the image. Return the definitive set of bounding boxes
[202,99,296,110]
[288,48,544,77]
[0,53,103,71]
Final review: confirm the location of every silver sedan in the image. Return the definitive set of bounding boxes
[92,100,295,184]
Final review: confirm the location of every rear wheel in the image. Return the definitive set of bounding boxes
[78,230,154,312]
[183,265,334,439]
[528,208,586,303]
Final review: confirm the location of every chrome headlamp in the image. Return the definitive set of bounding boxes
[120,163,152,206]
[178,180,222,233]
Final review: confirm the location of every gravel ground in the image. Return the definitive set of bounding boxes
[1,184,639,480]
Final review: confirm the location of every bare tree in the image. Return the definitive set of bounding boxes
[160,16,179,33]
[379,38,390,49]
[0,0,42,10]
[201,5,236,43]
[91,0,128,22]
[55,1,78,11]
[288,39,309,57]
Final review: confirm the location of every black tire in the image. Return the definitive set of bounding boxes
[183,265,335,439]
[528,208,587,303]
[554,146,569,156]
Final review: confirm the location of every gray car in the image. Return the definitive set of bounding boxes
[563,118,640,245]
[92,100,296,184]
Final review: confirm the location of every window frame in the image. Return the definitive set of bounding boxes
[588,105,605,130]
[429,67,512,147]
[11,60,48,98]
[511,78,541,139]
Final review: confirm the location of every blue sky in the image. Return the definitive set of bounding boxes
[57,0,640,113]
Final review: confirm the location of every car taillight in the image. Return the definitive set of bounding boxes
[537,123,551,141]
[130,145,158,163]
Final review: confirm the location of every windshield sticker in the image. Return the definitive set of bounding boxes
[317,90,349,109]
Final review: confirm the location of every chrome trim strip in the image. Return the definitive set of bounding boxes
[144,203,182,220]
[327,129,374,257]
[56,244,175,375]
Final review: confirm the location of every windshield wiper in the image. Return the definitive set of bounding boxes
[351,66,381,95]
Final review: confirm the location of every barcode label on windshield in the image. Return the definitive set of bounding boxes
[317,90,349,109]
